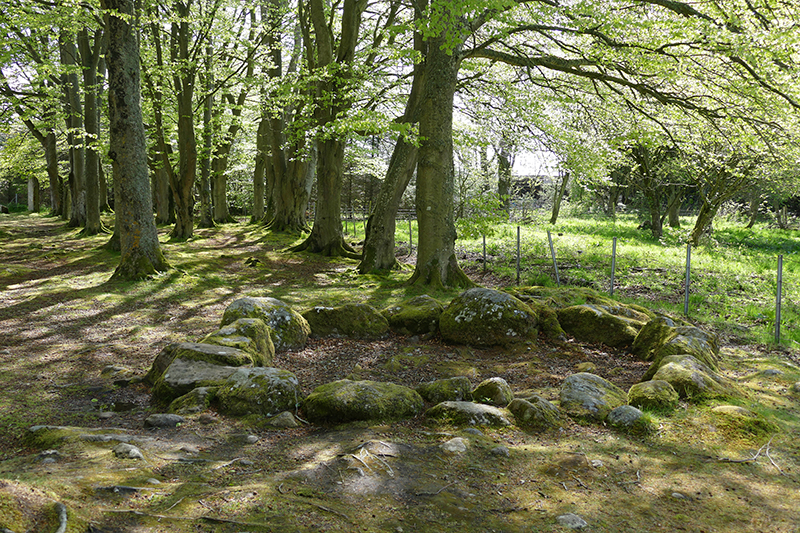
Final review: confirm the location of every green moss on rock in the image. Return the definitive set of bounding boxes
[650,355,741,400]
[627,380,679,410]
[381,295,444,335]
[440,288,537,346]
[216,367,301,417]
[302,303,389,339]
[559,372,627,422]
[221,297,310,351]
[202,318,274,366]
[557,304,645,348]
[425,401,512,427]
[508,396,562,430]
[168,386,217,415]
[472,377,514,407]
[302,380,424,423]
[416,376,473,404]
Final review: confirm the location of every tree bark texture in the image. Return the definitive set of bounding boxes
[60,35,86,228]
[408,33,471,288]
[78,27,105,235]
[104,0,168,279]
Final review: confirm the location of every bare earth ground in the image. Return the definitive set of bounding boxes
[1,213,799,533]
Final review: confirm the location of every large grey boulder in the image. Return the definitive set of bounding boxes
[151,359,238,403]
[557,304,648,348]
[650,354,740,399]
[416,376,473,404]
[627,380,679,410]
[606,405,651,434]
[302,380,424,423]
[559,373,627,421]
[439,288,537,346]
[216,367,301,417]
[472,377,514,407]
[145,342,255,385]
[381,295,444,336]
[426,401,512,427]
[302,303,389,339]
[508,396,561,430]
[221,297,310,351]
[201,318,274,366]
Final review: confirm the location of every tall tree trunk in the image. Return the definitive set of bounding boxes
[408,34,471,288]
[152,163,172,224]
[667,188,682,228]
[78,27,104,235]
[550,171,570,225]
[44,131,62,217]
[690,201,717,245]
[104,0,168,279]
[357,5,426,273]
[60,34,86,228]
[291,0,365,256]
[198,44,215,228]
[497,135,513,215]
[746,191,760,229]
[251,117,269,223]
[169,5,197,240]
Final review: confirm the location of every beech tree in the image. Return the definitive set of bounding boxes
[103,0,169,279]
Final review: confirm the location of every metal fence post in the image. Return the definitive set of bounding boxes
[547,230,560,286]
[610,237,617,296]
[776,254,783,344]
[684,243,691,316]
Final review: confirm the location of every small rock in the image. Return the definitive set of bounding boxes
[266,411,302,428]
[672,492,690,500]
[463,428,483,436]
[556,513,588,529]
[440,437,468,454]
[575,362,597,373]
[144,414,185,428]
[489,446,510,457]
[112,443,144,460]
[98,411,116,420]
[761,369,782,376]
[38,449,62,463]
[198,414,218,424]
[590,459,604,468]
[179,445,199,454]
[711,405,757,418]
[146,478,161,484]
[245,435,260,444]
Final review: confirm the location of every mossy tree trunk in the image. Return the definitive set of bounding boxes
[78,27,105,236]
[60,34,86,228]
[104,0,169,280]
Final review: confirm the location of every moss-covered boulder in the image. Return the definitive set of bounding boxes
[559,372,627,422]
[631,315,687,361]
[472,377,514,407]
[557,304,646,348]
[168,387,217,415]
[508,396,561,430]
[642,326,720,379]
[381,295,444,335]
[216,367,301,417]
[145,342,255,385]
[221,297,310,351]
[627,380,679,410]
[607,405,652,434]
[152,359,239,403]
[650,354,740,400]
[302,380,424,423]
[302,303,389,339]
[440,288,537,346]
[201,318,274,366]
[416,376,473,404]
[426,401,512,427]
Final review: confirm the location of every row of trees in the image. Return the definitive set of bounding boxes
[2,0,799,281]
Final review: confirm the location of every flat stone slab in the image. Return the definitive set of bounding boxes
[426,401,512,427]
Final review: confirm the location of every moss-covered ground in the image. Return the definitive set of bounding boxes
[0,212,799,532]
